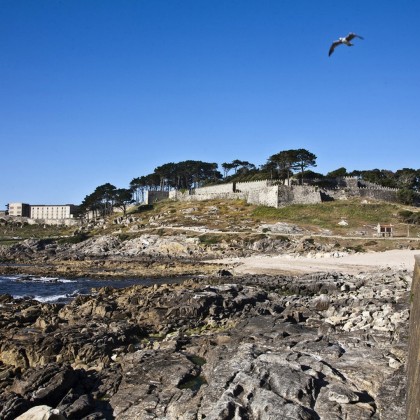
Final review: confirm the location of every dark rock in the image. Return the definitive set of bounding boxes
[217,269,232,277]
[62,394,95,419]
[11,364,78,406]
[0,393,32,420]
[0,270,411,418]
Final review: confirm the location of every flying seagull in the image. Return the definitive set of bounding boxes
[328,33,364,56]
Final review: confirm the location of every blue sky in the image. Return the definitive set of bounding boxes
[1,0,419,205]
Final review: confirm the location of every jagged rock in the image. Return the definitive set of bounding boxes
[11,364,78,406]
[14,405,65,420]
[328,384,359,404]
[217,269,232,277]
[0,271,410,419]
[0,394,32,420]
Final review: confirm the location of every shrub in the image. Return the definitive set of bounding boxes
[58,233,89,244]
[398,210,420,225]
[398,189,416,205]
[118,233,130,241]
[346,245,365,253]
[364,240,378,247]
[199,234,221,245]
[136,205,154,213]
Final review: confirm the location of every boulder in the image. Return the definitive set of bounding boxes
[14,405,65,420]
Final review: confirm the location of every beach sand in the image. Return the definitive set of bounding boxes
[210,249,420,275]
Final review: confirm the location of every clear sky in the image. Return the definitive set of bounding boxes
[1,0,419,206]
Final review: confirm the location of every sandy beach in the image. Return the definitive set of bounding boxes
[211,249,420,275]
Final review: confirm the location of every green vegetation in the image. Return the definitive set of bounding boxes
[74,147,419,219]
[399,210,420,225]
[345,244,366,253]
[252,200,398,230]
[262,148,317,185]
[187,355,207,366]
[178,375,207,392]
[2,196,420,250]
[198,234,223,245]
[57,233,90,245]
[79,183,134,218]
[0,223,74,242]
[103,197,420,239]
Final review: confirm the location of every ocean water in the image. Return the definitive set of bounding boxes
[0,275,181,304]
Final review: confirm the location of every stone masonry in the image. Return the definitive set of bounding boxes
[149,177,400,208]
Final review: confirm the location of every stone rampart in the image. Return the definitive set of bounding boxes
[191,183,234,195]
[236,179,273,192]
[247,186,279,208]
[341,176,360,189]
[277,185,294,206]
[163,177,400,208]
[320,183,399,203]
[145,191,170,205]
[320,188,347,201]
[407,255,420,419]
[169,190,188,201]
[170,190,246,202]
[358,187,399,202]
[189,179,276,195]
[290,186,322,205]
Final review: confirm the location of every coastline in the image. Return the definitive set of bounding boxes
[209,249,420,276]
[1,249,419,279]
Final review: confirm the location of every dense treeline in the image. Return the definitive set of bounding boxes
[79,148,420,214]
[79,183,134,218]
[326,167,420,205]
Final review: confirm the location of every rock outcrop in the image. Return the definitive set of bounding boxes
[0,269,409,419]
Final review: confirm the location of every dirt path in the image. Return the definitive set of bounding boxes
[210,249,420,275]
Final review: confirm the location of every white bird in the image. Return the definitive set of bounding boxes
[329,33,364,56]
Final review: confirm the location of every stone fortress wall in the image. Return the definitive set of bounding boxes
[151,177,399,208]
[319,177,400,203]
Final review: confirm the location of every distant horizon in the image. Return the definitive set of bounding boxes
[2,1,419,205]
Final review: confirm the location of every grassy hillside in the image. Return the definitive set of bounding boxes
[252,199,418,236]
[0,223,74,245]
[1,198,419,245]
[112,197,420,239]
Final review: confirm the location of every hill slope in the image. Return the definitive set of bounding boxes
[0,198,419,278]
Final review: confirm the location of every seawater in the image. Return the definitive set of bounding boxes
[0,275,181,304]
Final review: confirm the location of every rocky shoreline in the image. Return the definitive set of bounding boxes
[1,232,418,279]
[0,269,410,419]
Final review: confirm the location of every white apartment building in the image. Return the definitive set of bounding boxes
[8,202,31,217]
[30,205,76,220]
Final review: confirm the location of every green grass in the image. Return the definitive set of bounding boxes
[57,233,90,244]
[252,200,400,231]
[0,224,74,241]
[198,234,223,245]
[178,375,207,391]
[187,355,207,366]
[2,198,418,247]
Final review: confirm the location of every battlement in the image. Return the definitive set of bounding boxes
[160,177,401,208]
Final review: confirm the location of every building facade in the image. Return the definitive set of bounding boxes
[8,202,31,217]
[7,203,77,220]
[30,205,77,220]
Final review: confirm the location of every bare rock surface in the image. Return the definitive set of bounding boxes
[0,268,410,419]
[1,231,418,279]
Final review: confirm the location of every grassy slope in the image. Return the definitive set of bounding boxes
[1,198,419,245]
[252,199,411,235]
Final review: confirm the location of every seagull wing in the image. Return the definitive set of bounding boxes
[328,40,342,56]
[346,33,364,41]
